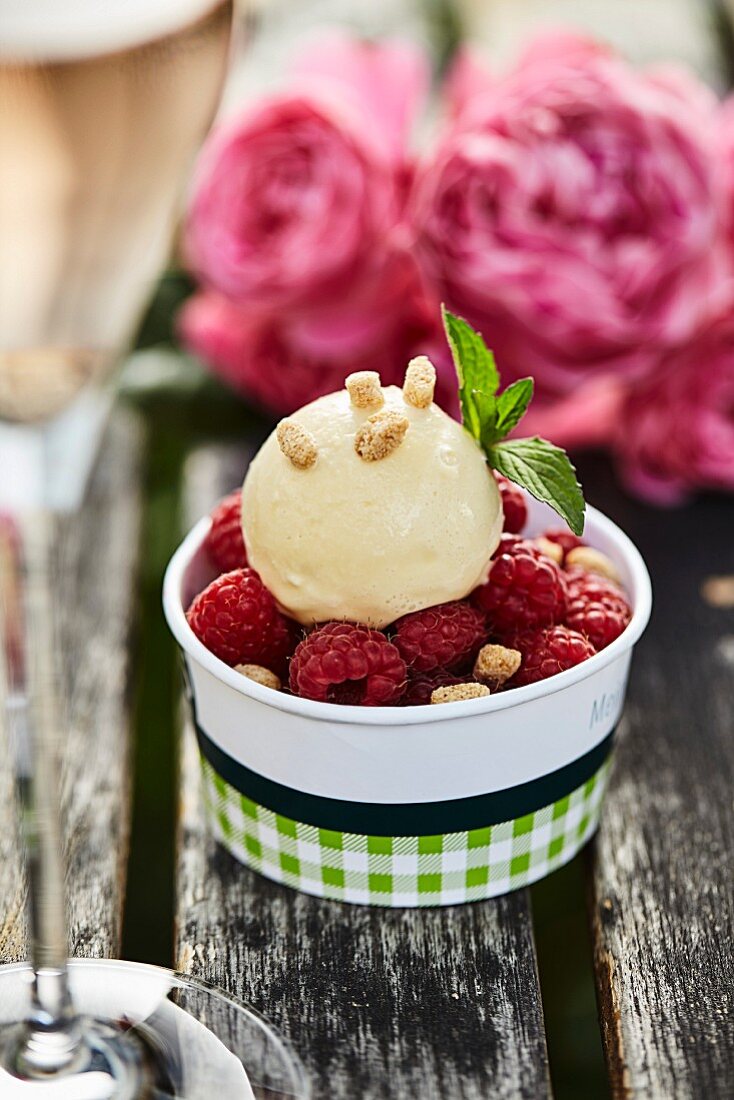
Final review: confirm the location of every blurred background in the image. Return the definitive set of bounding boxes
[51,1,733,1097]
[130,0,734,510]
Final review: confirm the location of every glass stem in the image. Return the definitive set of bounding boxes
[0,509,83,1077]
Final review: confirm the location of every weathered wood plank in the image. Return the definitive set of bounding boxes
[0,699,24,961]
[585,476,734,1097]
[0,407,144,961]
[176,443,551,1100]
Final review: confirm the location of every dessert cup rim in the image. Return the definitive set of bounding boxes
[163,505,652,727]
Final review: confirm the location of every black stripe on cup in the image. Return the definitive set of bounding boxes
[196,723,615,837]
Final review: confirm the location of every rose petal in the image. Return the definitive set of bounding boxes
[292,33,430,163]
[410,36,720,394]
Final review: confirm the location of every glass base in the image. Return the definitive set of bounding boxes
[0,960,308,1099]
[0,386,111,513]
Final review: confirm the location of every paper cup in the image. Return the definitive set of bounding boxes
[164,500,651,907]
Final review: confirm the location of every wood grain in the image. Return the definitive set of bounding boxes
[176,444,551,1100]
[582,466,734,1098]
[0,707,25,961]
[0,408,143,962]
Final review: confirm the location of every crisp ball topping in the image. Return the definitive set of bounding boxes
[346,370,384,409]
[473,644,522,689]
[566,546,621,585]
[277,418,318,469]
[533,536,564,565]
[431,682,490,704]
[403,356,436,408]
[234,663,282,691]
[354,409,409,462]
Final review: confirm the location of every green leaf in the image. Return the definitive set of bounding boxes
[471,389,498,444]
[493,377,534,440]
[442,306,499,438]
[488,437,585,535]
[441,308,586,532]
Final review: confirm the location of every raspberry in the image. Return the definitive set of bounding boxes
[565,569,624,600]
[565,570,632,651]
[403,669,470,707]
[511,625,596,686]
[392,600,487,673]
[494,473,528,534]
[259,614,299,678]
[541,528,584,564]
[473,535,568,635]
[204,492,247,573]
[289,622,406,706]
[187,568,291,668]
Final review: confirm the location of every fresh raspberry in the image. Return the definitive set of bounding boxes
[494,473,528,534]
[565,570,632,651]
[187,568,290,668]
[392,600,487,673]
[289,622,406,706]
[403,669,470,706]
[204,492,247,573]
[473,535,568,635]
[259,614,300,678]
[565,568,624,599]
[541,528,584,563]
[511,625,596,686]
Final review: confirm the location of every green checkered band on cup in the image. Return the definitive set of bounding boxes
[201,757,611,907]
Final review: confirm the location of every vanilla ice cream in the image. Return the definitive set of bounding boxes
[242,370,502,628]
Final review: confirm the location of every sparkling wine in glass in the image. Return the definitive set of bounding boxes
[0,2,307,1095]
[0,0,237,504]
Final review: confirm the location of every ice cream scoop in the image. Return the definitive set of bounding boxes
[241,364,502,628]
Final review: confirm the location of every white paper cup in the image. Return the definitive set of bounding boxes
[164,499,651,907]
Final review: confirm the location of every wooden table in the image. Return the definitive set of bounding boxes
[1,405,733,1098]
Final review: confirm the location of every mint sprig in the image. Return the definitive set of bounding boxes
[443,308,498,436]
[441,306,585,535]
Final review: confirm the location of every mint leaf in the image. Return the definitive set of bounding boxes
[472,389,498,444]
[493,378,534,439]
[441,308,585,532]
[489,437,585,535]
[442,307,499,438]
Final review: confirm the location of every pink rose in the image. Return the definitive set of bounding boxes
[179,293,351,413]
[178,252,447,415]
[443,48,494,124]
[513,30,610,71]
[614,309,734,504]
[185,97,393,311]
[292,33,429,163]
[517,376,626,451]
[411,33,721,396]
[718,97,734,251]
[185,38,427,312]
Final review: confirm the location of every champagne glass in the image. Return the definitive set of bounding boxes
[0,3,307,1094]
